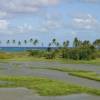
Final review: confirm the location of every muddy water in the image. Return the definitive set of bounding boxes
[0,61,100,100]
[0,88,100,100]
[0,62,100,89]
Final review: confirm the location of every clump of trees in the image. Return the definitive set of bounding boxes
[60,38,97,60]
[28,37,100,60]
[16,37,100,60]
[62,45,96,60]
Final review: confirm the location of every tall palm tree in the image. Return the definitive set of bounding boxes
[30,38,33,43]
[7,40,10,44]
[93,39,100,49]
[12,40,16,44]
[33,39,39,46]
[0,40,2,44]
[56,42,60,47]
[24,40,27,45]
[82,40,91,46]
[18,41,21,46]
[48,43,52,47]
[63,40,69,48]
[73,37,79,48]
[52,38,56,46]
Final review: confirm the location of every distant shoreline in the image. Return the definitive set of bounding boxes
[0,47,57,52]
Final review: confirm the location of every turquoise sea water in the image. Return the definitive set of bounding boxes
[0,47,47,52]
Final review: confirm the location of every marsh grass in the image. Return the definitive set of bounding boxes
[0,76,100,96]
[3,58,100,66]
[0,51,100,65]
[69,72,100,82]
[42,67,100,82]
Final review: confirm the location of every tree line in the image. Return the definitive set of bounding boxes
[28,37,100,60]
[0,38,100,49]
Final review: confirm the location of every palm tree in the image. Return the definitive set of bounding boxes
[7,40,10,44]
[56,42,60,47]
[93,39,100,49]
[63,40,69,48]
[73,37,79,48]
[52,38,56,46]
[30,38,33,43]
[12,40,16,44]
[48,43,52,47]
[0,40,2,44]
[18,41,21,46]
[82,40,91,46]
[24,40,27,44]
[33,39,39,46]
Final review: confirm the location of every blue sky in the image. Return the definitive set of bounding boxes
[0,0,100,46]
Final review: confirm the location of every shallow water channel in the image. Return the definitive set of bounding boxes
[0,61,100,100]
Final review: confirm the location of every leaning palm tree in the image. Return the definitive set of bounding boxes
[33,39,39,46]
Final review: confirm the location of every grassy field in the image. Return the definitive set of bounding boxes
[0,51,100,65]
[0,76,100,96]
[37,67,100,82]
[0,55,100,66]
[69,72,100,82]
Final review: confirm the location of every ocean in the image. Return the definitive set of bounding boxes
[0,47,48,52]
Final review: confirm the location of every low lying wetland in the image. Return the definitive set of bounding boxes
[34,67,100,82]
[0,76,100,96]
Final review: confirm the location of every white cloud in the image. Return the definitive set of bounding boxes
[0,0,60,14]
[17,24,33,33]
[64,0,100,4]
[0,20,8,29]
[0,11,7,18]
[37,12,65,33]
[68,13,100,32]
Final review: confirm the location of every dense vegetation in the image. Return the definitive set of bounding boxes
[0,37,100,61]
[28,38,100,60]
[0,76,100,96]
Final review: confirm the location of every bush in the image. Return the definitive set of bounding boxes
[45,51,56,59]
[28,50,45,57]
[0,52,13,59]
[60,46,96,60]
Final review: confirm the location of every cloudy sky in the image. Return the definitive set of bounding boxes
[0,0,100,46]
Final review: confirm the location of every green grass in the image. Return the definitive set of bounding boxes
[0,57,100,66]
[43,67,89,73]
[0,51,100,65]
[42,67,100,82]
[69,72,100,82]
[0,76,100,96]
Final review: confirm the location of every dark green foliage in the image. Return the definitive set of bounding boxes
[60,45,96,60]
[18,37,99,60]
[93,39,100,49]
[28,50,45,57]
[45,51,56,59]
